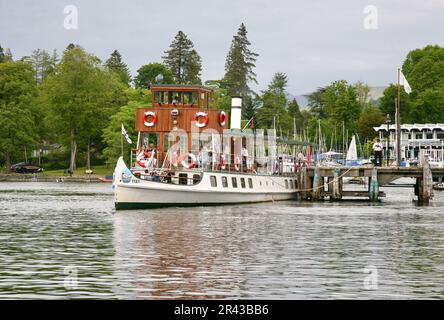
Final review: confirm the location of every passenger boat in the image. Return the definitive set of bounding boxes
[113,85,300,209]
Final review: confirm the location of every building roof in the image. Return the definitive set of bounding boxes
[149,84,214,91]
[374,123,444,132]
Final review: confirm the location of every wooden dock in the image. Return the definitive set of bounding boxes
[298,161,444,204]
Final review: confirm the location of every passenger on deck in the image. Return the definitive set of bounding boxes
[146,143,158,168]
[172,96,180,105]
[136,145,149,168]
[373,138,383,167]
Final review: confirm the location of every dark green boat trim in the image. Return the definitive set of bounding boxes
[115,198,296,210]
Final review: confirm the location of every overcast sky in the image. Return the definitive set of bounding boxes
[1,0,443,94]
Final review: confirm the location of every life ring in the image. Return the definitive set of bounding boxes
[220,154,227,170]
[218,111,226,127]
[180,153,197,169]
[193,112,208,128]
[143,111,157,127]
[234,156,241,171]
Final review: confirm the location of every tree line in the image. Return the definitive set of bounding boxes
[1,25,444,172]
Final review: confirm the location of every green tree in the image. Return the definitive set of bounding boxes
[41,47,126,173]
[25,49,58,83]
[380,45,444,125]
[183,49,202,85]
[134,63,174,88]
[0,61,37,171]
[287,98,304,133]
[223,23,258,96]
[105,50,131,85]
[242,94,260,127]
[402,45,444,92]
[256,73,291,132]
[162,31,202,84]
[305,87,327,118]
[357,106,385,142]
[0,45,13,63]
[409,89,444,123]
[102,88,151,165]
[322,80,362,133]
[379,84,412,122]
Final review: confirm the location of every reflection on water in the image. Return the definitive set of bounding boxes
[0,182,443,299]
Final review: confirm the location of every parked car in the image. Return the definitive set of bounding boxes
[10,162,43,174]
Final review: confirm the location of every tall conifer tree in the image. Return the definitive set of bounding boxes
[223,23,258,96]
[162,31,202,84]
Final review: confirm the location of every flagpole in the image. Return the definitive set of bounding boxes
[396,68,401,166]
[121,132,123,158]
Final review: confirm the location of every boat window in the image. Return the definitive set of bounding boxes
[179,173,188,185]
[285,180,288,189]
[232,177,238,188]
[183,92,198,106]
[416,133,423,139]
[289,180,294,189]
[294,180,298,189]
[193,174,200,184]
[437,132,444,140]
[210,175,217,187]
[222,176,228,188]
[426,133,433,139]
[248,178,253,188]
[168,91,184,105]
[260,181,262,186]
[154,91,167,104]
[200,92,207,108]
[240,178,246,188]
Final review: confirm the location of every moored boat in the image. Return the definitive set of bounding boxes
[113,84,301,209]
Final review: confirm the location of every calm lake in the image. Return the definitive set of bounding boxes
[0,181,443,299]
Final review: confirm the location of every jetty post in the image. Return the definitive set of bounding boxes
[369,167,379,202]
[416,155,434,204]
[312,165,321,200]
[329,168,342,200]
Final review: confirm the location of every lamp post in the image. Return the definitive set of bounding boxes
[386,114,391,166]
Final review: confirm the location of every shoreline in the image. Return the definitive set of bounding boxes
[0,173,103,183]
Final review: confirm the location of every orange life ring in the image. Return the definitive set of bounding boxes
[218,111,226,127]
[143,111,157,127]
[193,112,208,128]
[180,153,197,169]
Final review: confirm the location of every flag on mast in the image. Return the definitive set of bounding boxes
[399,71,412,94]
[121,124,132,144]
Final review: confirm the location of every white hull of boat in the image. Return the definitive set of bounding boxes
[113,157,298,209]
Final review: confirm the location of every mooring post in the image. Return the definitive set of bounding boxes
[300,166,309,200]
[418,155,433,204]
[312,165,321,200]
[369,167,379,202]
[330,168,342,200]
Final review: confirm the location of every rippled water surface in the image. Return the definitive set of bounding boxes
[1,181,444,299]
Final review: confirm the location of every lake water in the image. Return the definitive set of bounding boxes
[0,181,443,299]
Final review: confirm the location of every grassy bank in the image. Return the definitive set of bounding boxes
[43,165,113,177]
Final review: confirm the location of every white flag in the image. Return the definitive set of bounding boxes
[400,71,412,94]
[121,124,132,144]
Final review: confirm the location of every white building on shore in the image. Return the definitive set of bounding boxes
[373,123,444,163]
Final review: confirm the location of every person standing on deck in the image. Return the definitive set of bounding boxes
[373,138,383,167]
[146,143,158,168]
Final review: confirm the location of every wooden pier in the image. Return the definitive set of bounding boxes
[298,160,444,204]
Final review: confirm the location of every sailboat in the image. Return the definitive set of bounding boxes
[345,135,358,166]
